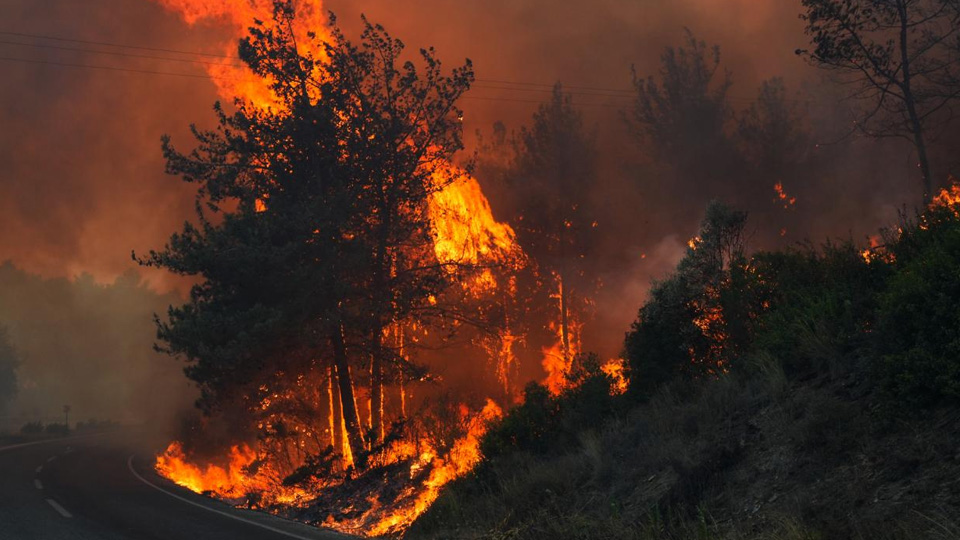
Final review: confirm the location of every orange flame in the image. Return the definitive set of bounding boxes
[366,399,502,536]
[601,358,629,395]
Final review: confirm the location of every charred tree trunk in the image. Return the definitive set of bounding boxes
[332,326,366,466]
[369,328,385,444]
[328,365,344,456]
[897,1,933,203]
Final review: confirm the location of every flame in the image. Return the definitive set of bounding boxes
[540,272,584,396]
[155,441,256,498]
[601,358,629,395]
[154,0,331,109]
[366,399,502,536]
[932,180,960,211]
[429,167,521,275]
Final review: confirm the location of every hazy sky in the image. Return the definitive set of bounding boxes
[0,0,814,293]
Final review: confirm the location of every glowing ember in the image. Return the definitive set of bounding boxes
[773,182,797,209]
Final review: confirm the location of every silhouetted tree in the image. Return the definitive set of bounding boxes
[509,85,600,374]
[141,6,473,463]
[629,30,739,213]
[799,0,960,201]
[737,78,811,183]
[625,202,763,394]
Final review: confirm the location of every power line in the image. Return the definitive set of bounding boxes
[0,54,619,108]
[0,29,640,96]
[0,30,235,59]
[0,28,828,108]
[0,55,228,81]
[0,39,245,69]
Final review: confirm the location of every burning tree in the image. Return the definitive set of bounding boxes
[497,85,601,395]
[141,4,518,532]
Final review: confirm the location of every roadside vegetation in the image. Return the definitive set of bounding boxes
[409,191,960,540]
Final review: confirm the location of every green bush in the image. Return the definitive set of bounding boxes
[481,356,619,460]
[625,202,765,396]
[749,242,885,377]
[875,208,960,405]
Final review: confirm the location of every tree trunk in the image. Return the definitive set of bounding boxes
[328,365,344,455]
[898,0,934,202]
[332,326,366,466]
[397,325,406,419]
[369,328,385,445]
[559,268,571,367]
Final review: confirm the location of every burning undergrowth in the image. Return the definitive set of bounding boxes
[157,399,503,536]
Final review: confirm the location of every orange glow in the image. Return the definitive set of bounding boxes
[366,399,503,536]
[154,0,331,110]
[773,182,797,209]
[429,167,521,277]
[152,2,524,536]
[931,180,960,212]
[601,358,629,395]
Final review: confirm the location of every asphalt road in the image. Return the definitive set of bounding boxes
[0,431,350,540]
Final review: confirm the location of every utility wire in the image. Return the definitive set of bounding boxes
[0,30,235,59]
[0,28,827,107]
[0,38,246,69]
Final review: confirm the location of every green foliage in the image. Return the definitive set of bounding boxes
[481,355,618,460]
[749,242,885,377]
[875,208,960,405]
[625,202,763,395]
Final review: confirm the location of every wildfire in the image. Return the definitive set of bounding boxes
[156,442,256,499]
[150,2,522,536]
[156,400,502,536]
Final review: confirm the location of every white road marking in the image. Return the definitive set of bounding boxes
[35,465,43,473]
[46,456,56,463]
[127,455,320,540]
[45,498,72,518]
[34,479,42,490]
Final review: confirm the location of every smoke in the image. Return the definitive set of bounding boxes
[0,262,195,433]
[0,0,938,399]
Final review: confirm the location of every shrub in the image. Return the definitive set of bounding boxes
[875,208,960,405]
[625,202,765,396]
[749,242,885,378]
[481,358,619,460]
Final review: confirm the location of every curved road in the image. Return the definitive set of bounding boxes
[0,431,349,540]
